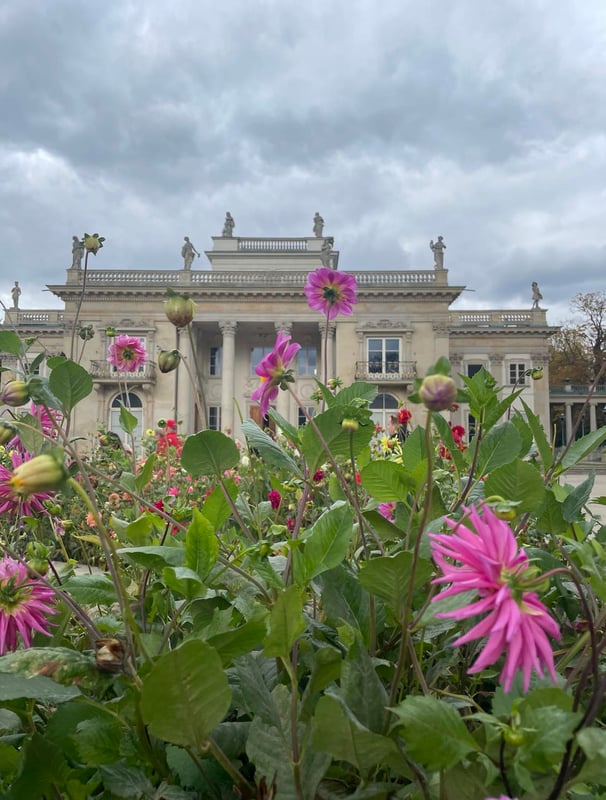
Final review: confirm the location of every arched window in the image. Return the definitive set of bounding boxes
[370,393,399,430]
[109,392,143,451]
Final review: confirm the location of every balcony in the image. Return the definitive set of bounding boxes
[89,361,156,385]
[355,361,417,383]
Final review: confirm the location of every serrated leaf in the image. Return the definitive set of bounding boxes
[0,672,80,703]
[242,418,303,476]
[135,453,156,490]
[0,330,25,356]
[181,429,240,477]
[48,359,93,412]
[483,459,545,512]
[390,695,478,770]
[185,509,218,580]
[63,573,117,605]
[141,640,231,747]
[360,460,416,502]
[201,480,238,529]
[117,545,185,570]
[293,502,354,584]
[300,407,374,473]
[562,473,595,522]
[162,566,205,600]
[520,399,553,469]
[476,421,522,474]
[263,585,306,659]
[358,551,433,617]
[558,427,606,473]
[98,762,154,798]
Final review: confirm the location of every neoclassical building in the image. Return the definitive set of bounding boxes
[1,224,555,447]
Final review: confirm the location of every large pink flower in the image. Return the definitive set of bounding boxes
[304,267,357,320]
[0,451,53,520]
[107,334,147,372]
[251,331,301,417]
[0,555,56,655]
[429,505,560,692]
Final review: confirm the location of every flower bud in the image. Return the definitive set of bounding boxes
[341,418,359,432]
[419,374,457,412]
[157,349,181,373]
[1,380,30,407]
[10,454,68,496]
[78,325,94,341]
[0,421,16,445]
[530,369,543,381]
[164,292,195,328]
[105,326,117,338]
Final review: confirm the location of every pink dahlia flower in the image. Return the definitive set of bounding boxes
[378,502,396,522]
[0,451,53,520]
[107,334,147,372]
[251,331,301,417]
[304,267,357,320]
[429,505,560,692]
[268,490,282,510]
[0,555,56,655]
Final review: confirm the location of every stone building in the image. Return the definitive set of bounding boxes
[1,224,554,448]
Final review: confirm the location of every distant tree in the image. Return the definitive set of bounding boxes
[549,291,606,384]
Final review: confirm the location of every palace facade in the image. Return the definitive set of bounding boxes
[1,226,555,448]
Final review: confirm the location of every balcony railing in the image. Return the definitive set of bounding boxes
[89,361,156,384]
[449,309,547,326]
[550,384,606,395]
[355,361,417,382]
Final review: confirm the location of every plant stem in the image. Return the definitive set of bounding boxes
[69,249,89,361]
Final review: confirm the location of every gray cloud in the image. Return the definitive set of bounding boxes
[0,0,604,319]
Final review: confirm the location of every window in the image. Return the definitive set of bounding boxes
[208,406,221,430]
[209,347,222,377]
[298,406,315,426]
[370,393,399,429]
[109,392,143,451]
[467,363,483,378]
[297,347,317,376]
[367,338,400,374]
[509,363,526,385]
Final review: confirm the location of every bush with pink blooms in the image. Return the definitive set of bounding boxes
[1,272,606,798]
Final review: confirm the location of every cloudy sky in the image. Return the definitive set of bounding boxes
[1,0,604,325]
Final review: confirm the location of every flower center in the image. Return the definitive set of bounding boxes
[0,577,31,612]
[121,347,135,361]
[321,285,340,305]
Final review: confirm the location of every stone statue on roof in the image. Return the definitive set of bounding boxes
[222,212,235,237]
[320,237,334,268]
[181,236,200,269]
[11,281,21,309]
[531,281,543,310]
[71,235,84,269]
[313,212,324,238]
[429,236,446,269]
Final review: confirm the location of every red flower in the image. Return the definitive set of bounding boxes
[313,470,325,482]
[398,408,412,425]
[286,517,296,532]
[355,473,361,484]
[451,425,466,444]
[268,490,282,510]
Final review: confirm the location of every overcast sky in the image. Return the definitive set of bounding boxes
[1,0,604,325]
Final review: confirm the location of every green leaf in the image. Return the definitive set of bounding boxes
[201,480,238,529]
[300,407,374,473]
[0,330,25,356]
[294,502,354,584]
[98,762,154,799]
[401,426,427,473]
[562,473,595,522]
[48,359,93,412]
[118,403,138,434]
[162,566,205,600]
[5,733,71,798]
[390,695,478,770]
[516,705,581,771]
[185,509,218,580]
[63,573,117,606]
[208,610,269,666]
[431,412,468,473]
[476,421,522,474]
[0,647,111,693]
[141,640,231,747]
[483,459,545,512]
[12,412,46,454]
[317,565,372,645]
[558,427,606,473]
[535,490,569,535]
[267,407,300,444]
[358,551,433,617]
[181,429,240,477]
[520,399,553,469]
[242,419,303,477]
[312,694,399,773]
[0,672,80,703]
[332,381,378,407]
[360,461,416,502]
[575,727,606,785]
[340,637,388,733]
[135,453,156,490]
[263,585,306,659]
[117,545,185,570]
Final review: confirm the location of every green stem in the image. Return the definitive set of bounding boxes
[186,324,208,428]
[69,248,89,362]
[206,736,255,797]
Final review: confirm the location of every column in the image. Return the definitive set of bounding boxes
[219,321,238,435]
[590,401,597,433]
[176,327,194,433]
[565,402,573,444]
[318,321,336,383]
